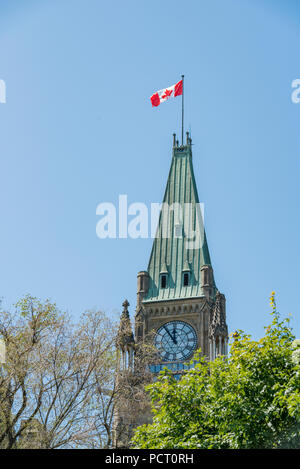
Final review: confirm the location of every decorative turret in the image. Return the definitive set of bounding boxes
[201,264,215,299]
[209,291,228,360]
[116,300,135,371]
[136,271,149,312]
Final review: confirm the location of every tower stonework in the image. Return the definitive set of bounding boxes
[113,133,228,447]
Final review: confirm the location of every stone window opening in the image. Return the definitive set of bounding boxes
[160,274,167,289]
[183,272,190,286]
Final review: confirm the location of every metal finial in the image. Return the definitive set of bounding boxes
[122,299,129,312]
[173,133,176,147]
[186,131,189,145]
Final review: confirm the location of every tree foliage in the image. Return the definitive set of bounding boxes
[132,293,300,449]
[0,295,157,449]
[0,295,117,448]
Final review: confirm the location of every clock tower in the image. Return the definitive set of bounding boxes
[135,132,228,370]
[113,132,228,447]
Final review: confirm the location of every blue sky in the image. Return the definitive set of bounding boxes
[0,0,299,339]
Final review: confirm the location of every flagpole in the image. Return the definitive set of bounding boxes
[181,75,184,146]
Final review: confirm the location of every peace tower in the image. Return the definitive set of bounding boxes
[113,132,228,447]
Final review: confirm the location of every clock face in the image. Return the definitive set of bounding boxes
[155,320,197,361]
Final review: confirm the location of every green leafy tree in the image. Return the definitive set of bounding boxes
[132,293,300,449]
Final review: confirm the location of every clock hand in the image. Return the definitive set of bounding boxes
[163,325,176,344]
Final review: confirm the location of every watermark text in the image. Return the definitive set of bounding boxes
[96,195,205,250]
[0,79,6,103]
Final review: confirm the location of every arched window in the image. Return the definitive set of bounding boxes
[183,272,189,286]
[160,274,167,289]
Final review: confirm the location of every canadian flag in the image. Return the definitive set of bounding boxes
[150,79,183,107]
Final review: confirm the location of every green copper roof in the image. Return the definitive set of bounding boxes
[143,138,214,303]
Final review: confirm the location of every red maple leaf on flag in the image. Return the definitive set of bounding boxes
[150,79,183,107]
[161,88,173,100]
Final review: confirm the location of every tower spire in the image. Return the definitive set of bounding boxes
[116,300,135,371]
[209,291,228,359]
[144,136,214,303]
